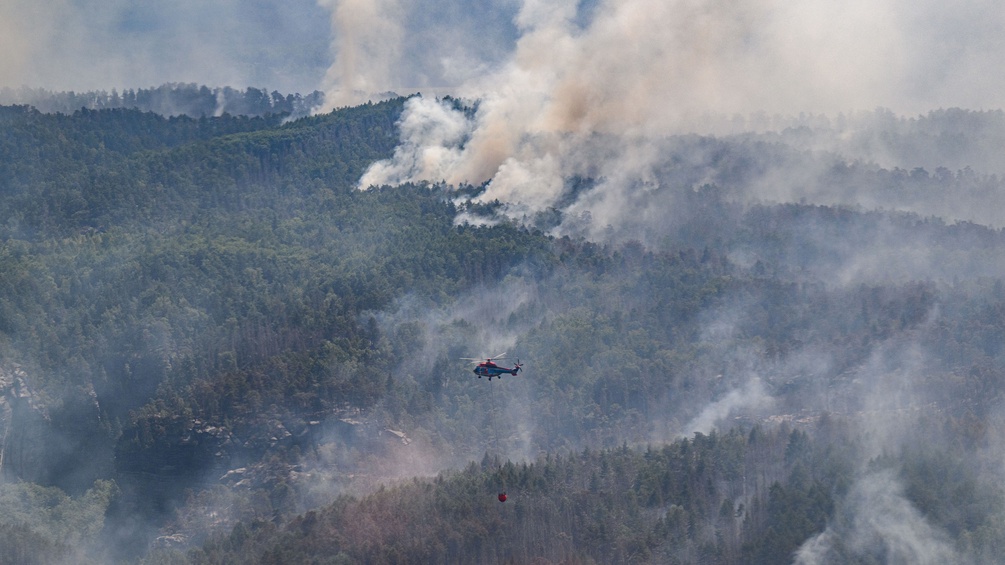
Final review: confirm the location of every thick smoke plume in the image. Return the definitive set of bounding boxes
[315,0,404,111]
[351,0,1005,236]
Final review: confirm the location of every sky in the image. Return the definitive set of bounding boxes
[0,0,334,94]
[0,0,519,96]
[3,0,1002,111]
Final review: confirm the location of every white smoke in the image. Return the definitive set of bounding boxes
[358,97,472,186]
[677,377,774,438]
[315,0,405,111]
[348,0,1005,233]
[794,470,963,565]
[314,0,522,110]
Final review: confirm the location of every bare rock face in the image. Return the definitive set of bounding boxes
[1,364,111,489]
[0,371,10,476]
[0,365,51,483]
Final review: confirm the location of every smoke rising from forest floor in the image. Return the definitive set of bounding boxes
[780,318,989,561]
[791,377,968,563]
[794,469,963,565]
[676,378,773,439]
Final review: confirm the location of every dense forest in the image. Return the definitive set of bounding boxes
[0,84,326,119]
[3,88,1005,563]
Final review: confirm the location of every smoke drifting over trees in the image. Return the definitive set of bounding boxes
[2,0,1005,563]
[345,0,1005,246]
[305,2,1005,561]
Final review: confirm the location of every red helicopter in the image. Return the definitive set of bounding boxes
[462,353,523,381]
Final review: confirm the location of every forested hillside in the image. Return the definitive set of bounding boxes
[190,425,1004,564]
[3,93,1005,564]
[0,84,325,119]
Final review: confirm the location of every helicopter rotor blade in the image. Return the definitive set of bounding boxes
[461,353,509,363]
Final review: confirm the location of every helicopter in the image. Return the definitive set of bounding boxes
[461,353,523,380]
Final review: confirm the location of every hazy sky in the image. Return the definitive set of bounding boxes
[0,0,335,93]
[0,0,520,95]
[3,0,1002,112]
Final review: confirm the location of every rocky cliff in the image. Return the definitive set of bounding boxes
[0,364,111,490]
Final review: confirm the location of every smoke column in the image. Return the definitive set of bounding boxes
[342,0,1005,231]
[315,0,405,111]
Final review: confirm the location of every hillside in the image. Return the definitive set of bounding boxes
[3,94,1005,563]
[188,425,1003,564]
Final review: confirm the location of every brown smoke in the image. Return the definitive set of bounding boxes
[348,0,1004,227]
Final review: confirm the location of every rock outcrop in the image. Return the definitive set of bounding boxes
[0,365,51,483]
[0,364,111,489]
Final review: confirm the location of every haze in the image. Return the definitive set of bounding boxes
[3,1,1001,111]
[0,0,518,96]
[5,2,1005,562]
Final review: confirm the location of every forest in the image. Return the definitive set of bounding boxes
[0,84,326,119]
[3,88,1005,564]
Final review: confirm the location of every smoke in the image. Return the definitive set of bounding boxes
[676,378,773,439]
[784,319,979,563]
[351,0,1005,239]
[358,98,473,186]
[380,275,540,371]
[794,469,963,565]
[315,0,405,110]
[8,1,1005,558]
[314,0,521,110]
[347,276,545,475]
